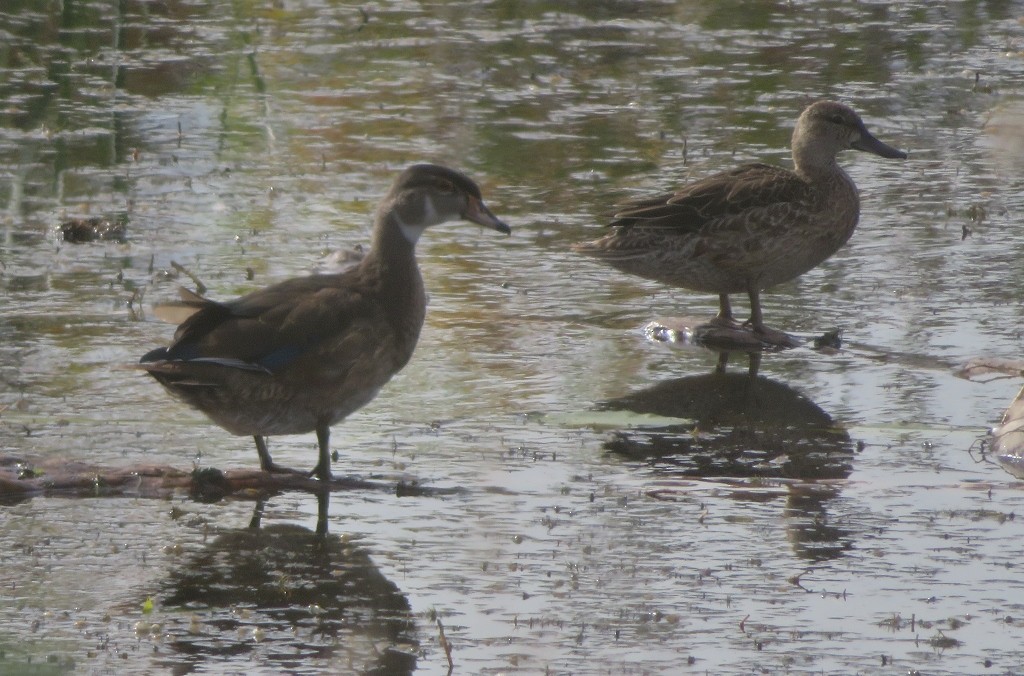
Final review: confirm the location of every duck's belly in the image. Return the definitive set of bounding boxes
[161,340,413,438]
[609,220,857,294]
[203,383,385,437]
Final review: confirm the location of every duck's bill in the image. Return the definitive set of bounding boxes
[852,130,908,159]
[466,197,512,234]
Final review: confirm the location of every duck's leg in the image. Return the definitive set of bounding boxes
[710,294,742,328]
[745,286,801,348]
[747,287,766,332]
[254,435,305,475]
[309,425,334,483]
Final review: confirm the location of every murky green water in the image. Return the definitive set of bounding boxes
[2,1,1024,673]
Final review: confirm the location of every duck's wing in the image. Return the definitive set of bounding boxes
[610,163,810,233]
[143,272,380,375]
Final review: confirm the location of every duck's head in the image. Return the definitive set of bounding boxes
[792,101,907,171]
[384,163,511,244]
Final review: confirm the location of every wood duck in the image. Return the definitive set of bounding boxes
[140,164,510,482]
[573,101,907,343]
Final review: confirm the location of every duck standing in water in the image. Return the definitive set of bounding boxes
[140,164,510,482]
[573,100,907,346]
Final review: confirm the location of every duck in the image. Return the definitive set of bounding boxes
[139,164,510,482]
[573,100,907,346]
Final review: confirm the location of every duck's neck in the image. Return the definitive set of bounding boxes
[363,212,427,332]
[792,145,860,231]
[795,158,847,188]
[793,146,856,199]
[791,131,850,185]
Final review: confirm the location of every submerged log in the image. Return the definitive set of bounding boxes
[643,317,841,352]
[0,455,439,503]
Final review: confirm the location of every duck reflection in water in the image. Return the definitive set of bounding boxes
[157,495,416,675]
[600,352,855,561]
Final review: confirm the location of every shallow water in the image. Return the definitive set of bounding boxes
[2,1,1024,674]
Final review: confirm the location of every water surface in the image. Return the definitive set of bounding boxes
[2,1,1024,674]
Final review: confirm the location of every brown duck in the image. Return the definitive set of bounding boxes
[573,100,907,344]
[140,164,510,482]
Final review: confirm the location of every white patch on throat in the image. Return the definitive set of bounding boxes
[396,195,440,244]
[398,220,426,244]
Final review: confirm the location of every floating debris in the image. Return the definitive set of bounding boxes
[60,216,127,243]
[168,261,208,296]
[437,618,454,672]
[813,328,843,350]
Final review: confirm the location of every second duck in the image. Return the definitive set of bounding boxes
[574,100,907,346]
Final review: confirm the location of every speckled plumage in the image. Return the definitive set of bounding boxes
[574,101,906,335]
[139,164,510,482]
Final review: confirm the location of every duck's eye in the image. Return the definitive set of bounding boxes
[828,114,845,125]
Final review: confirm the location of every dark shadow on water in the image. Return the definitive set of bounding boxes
[600,352,856,561]
[156,497,417,675]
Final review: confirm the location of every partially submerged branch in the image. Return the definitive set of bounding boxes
[0,455,447,503]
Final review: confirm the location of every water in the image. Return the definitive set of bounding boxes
[2,1,1024,673]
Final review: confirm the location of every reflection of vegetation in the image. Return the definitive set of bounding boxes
[0,0,268,217]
